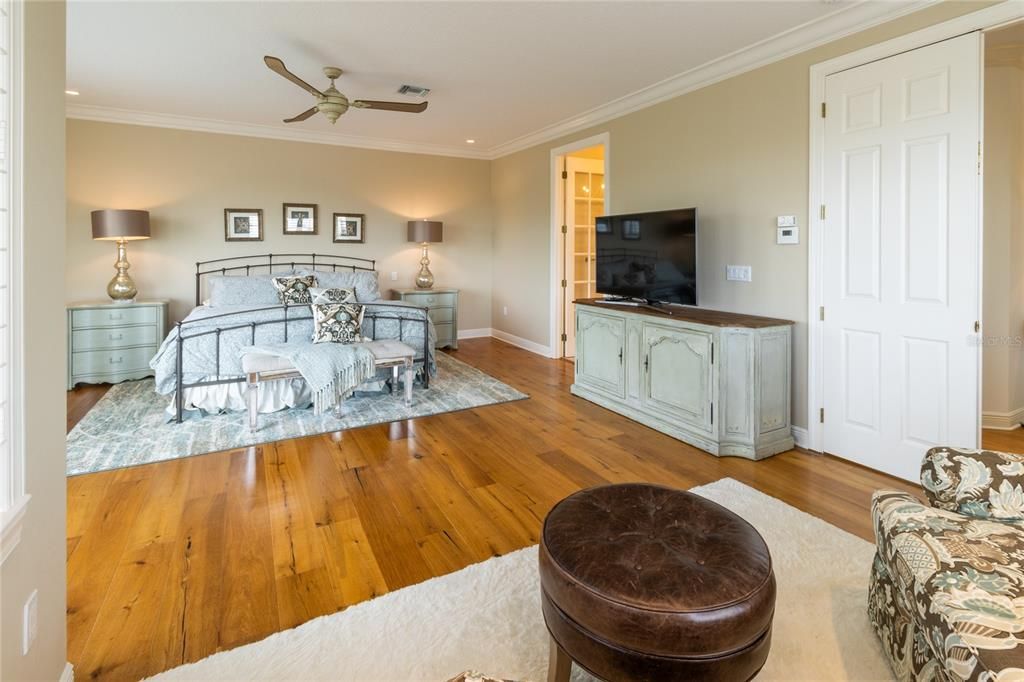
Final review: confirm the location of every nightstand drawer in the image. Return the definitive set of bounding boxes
[72,346,156,376]
[403,292,456,308]
[72,306,157,329]
[433,322,454,342]
[428,307,454,324]
[72,325,158,351]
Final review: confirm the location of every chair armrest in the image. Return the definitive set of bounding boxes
[921,446,1024,523]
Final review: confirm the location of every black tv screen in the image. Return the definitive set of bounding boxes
[595,208,697,305]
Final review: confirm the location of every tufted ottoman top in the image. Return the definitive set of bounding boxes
[539,483,775,659]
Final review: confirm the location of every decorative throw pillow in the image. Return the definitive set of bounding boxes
[309,287,356,304]
[311,302,364,344]
[272,275,317,305]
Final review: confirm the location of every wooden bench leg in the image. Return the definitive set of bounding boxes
[404,359,413,406]
[547,637,571,682]
[247,373,259,432]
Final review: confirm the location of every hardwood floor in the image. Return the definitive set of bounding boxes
[65,338,1023,681]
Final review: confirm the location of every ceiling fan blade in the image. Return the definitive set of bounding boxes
[283,106,318,123]
[264,55,324,98]
[352,100,429,114]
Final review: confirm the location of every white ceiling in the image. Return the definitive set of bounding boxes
[66,1,926,158]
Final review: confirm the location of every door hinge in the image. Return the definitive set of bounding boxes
[561,224,567,234]
[710,342,714,364]
[820,408,825,424]
[974,321,980,333]
[561,333,567,342]
[561,170,568,180]
[819,306,825,322]
[710,402,714,425]
[561,279,567,288]
[820,204,826,220]
[821,102,826,118]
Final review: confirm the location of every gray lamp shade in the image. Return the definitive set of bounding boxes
[407,220,443,244]
[91,209,151,241]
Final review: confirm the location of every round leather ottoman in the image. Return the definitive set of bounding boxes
[539,483,775,682]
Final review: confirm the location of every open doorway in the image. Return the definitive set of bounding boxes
[551,136,608,360]
[981,21,1024,451]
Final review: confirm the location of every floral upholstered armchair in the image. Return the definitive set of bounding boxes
[869,446,1024,681]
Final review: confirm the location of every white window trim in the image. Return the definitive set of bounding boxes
[0,0,28,566]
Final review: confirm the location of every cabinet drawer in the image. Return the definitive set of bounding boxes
[72,306,157,329]
[72,346,156,376]
[72,325,158,351]
[428,307,454,324]
[402,292,456,308]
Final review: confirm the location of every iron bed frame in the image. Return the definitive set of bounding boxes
[171,253,431,423]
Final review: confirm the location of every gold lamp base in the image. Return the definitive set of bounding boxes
[106,239,138,303]
[415,243,435,289]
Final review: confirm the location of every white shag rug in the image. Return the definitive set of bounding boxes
[148,478,892,682]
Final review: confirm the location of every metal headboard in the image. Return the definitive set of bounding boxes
[194,253,377,306]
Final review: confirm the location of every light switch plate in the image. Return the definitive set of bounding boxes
[777,215,797,227]
[390,271,399,281]
[726,265,752,282]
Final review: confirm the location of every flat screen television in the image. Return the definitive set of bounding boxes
[595,208,697,305]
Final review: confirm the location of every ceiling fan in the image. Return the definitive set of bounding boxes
[264,55,429,125]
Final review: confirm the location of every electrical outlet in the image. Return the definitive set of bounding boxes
[726,265,753,282]
[503,306,509,316]
[23,589,38,655]
[389,271,398,282]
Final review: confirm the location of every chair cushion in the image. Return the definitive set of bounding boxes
[872,490,1024,680]
[921,446,1024,524]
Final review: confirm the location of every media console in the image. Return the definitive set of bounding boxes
[571,299,795,460]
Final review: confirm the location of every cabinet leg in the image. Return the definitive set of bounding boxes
[547,637,571,682]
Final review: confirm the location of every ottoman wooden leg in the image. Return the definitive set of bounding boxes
[548,636,572,682]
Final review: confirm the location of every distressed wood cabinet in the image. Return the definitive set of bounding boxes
[571,300,794,460]
[67,300,168,390]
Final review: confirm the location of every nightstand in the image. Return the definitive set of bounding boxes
[391,288,459,350]
[67,300,168,390]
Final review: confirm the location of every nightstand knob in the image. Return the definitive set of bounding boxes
[109,313,123,320]
[109,356,123,365]
[109,333,123,341]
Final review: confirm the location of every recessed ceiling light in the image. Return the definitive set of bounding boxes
[465,139,475,144]
[65,89,80,96]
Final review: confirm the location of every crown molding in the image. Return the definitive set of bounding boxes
[68,1,943,161]
[486,0,939,158]
[65,104,492,160]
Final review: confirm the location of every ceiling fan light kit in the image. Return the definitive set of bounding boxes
[264,55,429,125]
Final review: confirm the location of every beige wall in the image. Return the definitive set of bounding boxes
[1,1,68,680]
[490,1,992,430]
[67,120,494,327]
[982,50,1024,420]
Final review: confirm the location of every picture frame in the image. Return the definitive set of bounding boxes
[282,203,318,235]
[622,219,641,240]
[333,212,365,243]
[224,208,263,242]
[595,217,612,235]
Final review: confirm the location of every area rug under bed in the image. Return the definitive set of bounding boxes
[146,477,891,681]
[67,352,527,476]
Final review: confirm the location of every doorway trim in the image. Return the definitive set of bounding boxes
[549,132,611,359]
[805,1,1024,453]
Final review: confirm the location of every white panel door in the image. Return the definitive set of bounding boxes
[822,32,981,481]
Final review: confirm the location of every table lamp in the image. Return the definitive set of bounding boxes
[407,220,443,289]
[91,209,151,303]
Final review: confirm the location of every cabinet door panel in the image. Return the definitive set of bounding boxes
[642,323,713,432]
[576,310,625,398]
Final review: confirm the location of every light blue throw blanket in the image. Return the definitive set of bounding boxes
[241,342,376,415]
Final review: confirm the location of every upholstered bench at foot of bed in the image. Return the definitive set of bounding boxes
[240,339,417,431]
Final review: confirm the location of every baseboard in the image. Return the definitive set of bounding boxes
[490,329,554,358]
[983,406,1024,431]
[457,327,492,340]
[791,426,811,450]
[60,663,74,682]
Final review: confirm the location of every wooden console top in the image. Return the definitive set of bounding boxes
[575,299,794,328]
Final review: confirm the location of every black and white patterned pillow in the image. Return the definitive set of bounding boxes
[272,275,318,305]
[311,302,364,344]
[309,287,356,304]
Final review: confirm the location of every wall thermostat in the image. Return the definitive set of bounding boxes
[777,226,799,245]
